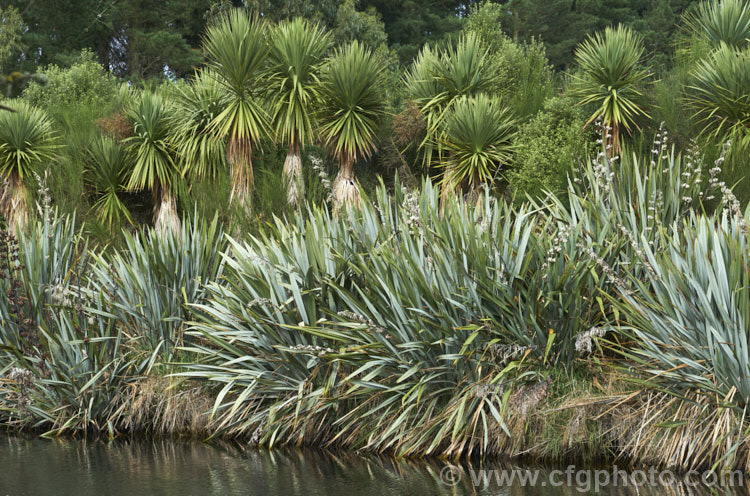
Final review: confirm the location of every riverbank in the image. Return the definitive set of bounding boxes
[2,148,749,475]
[6,367,747,475]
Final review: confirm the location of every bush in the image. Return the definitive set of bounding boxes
[22,50,118,115]
[506,96,594,202]
[20,51,126,229]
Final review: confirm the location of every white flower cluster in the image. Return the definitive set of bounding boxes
[541,223,572,280]
[619,226,659,281]
[337,310,388,337]
[591,152,615,194]
[477,214,489,233]
[646,190,664,231]
[33,170,52,225]
[697,140,728,202]
[490,343,537,364]
[289,344,336,357]
[581,243,628,288]
[721,184,748,237]
[496,261,508,286]
[652,123,669,166]
[248,298,273,308]
[48,280,90,311]
[401,187,422,236]
[8,367,34,386]
[575,327,606,354]
[48,283,73,307]
[310,155,332,201]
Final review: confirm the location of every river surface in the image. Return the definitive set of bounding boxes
[0,436,747,495]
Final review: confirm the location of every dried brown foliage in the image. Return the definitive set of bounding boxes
[96,112,133,141]
[393,101,426,147]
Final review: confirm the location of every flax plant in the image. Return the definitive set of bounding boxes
[88,216,225,362]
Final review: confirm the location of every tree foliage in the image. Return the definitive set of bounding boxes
[464,1,554,118]
[0,5,24,73]
[497,0,700,70]
[22,50,118,113]
[687,43,750,147]
[5,0,210,78]
[437,94,516,191]
[506,96,593,202]
[571,24,652,154]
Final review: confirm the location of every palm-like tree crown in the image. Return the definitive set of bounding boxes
[203,9,270,150]
[438,94,516,190]
[268,18,331,149]
[572,24,651,153]
[319,40,386,165]
[125,91,178,191]
[406,34,492,115]
[405,34,494,164]
[687,43,750,146]
[434,33,493,103]
[85,136,133,227]
[404,45,442,105]
[0,101,58,180]
[686,0,750,49]
[176,70,228,181]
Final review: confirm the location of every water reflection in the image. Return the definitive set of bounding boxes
[0,436,746,495]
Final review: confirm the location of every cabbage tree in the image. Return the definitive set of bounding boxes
[687,44,750,148]
[175,70,228,182]
[0,101,58,232]
[438,94,516,196]
[571,25,652,156]
[405,34,494,165]
[85,136,133,229]
[203,9,270,210]
[268,18,331,208]
[125,92,180,234]
[686,0,750,49]
[319,41,386,209]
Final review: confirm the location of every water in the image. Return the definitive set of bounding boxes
[0,436,747,495]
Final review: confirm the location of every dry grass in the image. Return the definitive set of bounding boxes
[114,376,214,438]
[483,373,750,473]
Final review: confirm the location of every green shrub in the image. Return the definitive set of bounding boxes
[507,96,593,202]
[20,51,126,227]
[22,50,118,115]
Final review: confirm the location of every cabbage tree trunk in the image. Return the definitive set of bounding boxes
[603,119,621,158]
[153,181,180,235]
[228,135,254,210]
[439,157,459,214]
[332,155,360,211]
[283,140,304,208]
[1,174,27,235]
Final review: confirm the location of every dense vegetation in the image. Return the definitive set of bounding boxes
[0,0,747,241]
[0,0,750,474]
